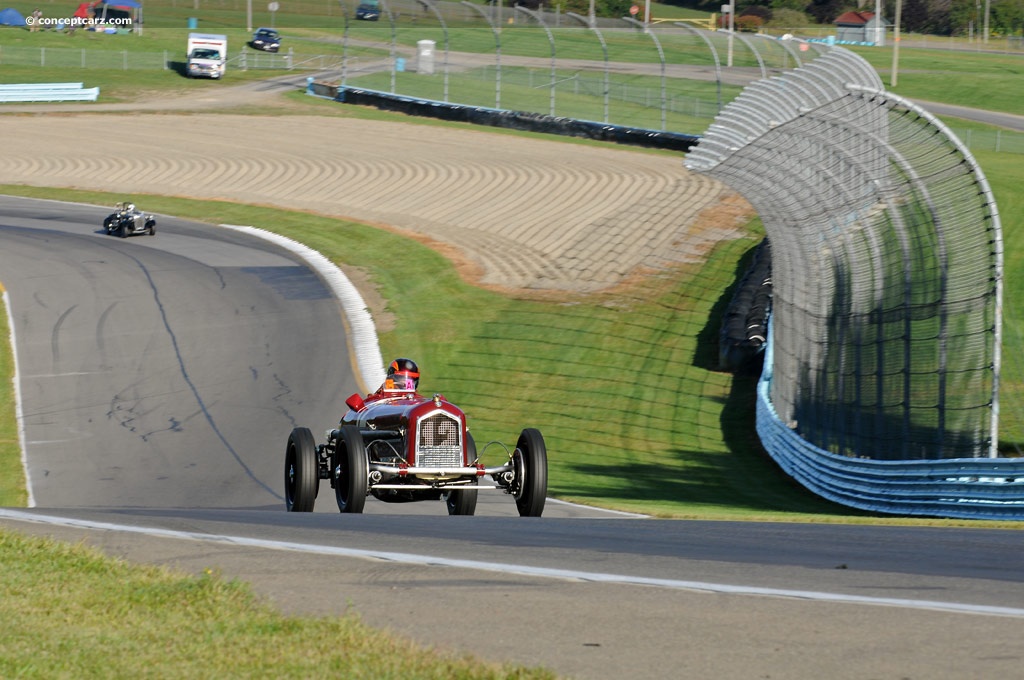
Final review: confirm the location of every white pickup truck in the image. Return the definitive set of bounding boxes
[186,33,227,79]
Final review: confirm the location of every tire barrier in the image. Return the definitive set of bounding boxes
[719,239,771,372]
[309,82,700,152]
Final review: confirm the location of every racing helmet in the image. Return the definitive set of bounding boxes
[385,357,419,391]
[127,203,136,212]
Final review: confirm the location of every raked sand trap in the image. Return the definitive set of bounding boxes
[0,113,747,293]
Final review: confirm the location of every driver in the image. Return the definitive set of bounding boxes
[380,357,419,393]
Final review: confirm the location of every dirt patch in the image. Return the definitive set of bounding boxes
[1,102,751,303]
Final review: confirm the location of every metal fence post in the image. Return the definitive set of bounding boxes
[514,6,556,117]
[622,17,666,130]
[416,0,450,103]
[461,1,501,110]
[674,22,722,114]
[567,12,609,123]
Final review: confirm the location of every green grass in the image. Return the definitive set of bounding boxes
[1,30,1024,679]
[345,64,735,129]
[1,40,1024,519]
[845,45,1024,115]
[2,185,825,519]
[0,63,301,101]
[0,284,25,507]
[2,174,1021,524]
[3,0,710,31]
[0,528,556,679]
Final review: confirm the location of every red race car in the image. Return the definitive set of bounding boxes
[284,358,547,516]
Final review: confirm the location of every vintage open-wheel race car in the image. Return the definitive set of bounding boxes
[103,201,156,238]
[284,360,548,517]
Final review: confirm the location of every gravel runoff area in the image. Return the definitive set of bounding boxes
[0,79,749,295]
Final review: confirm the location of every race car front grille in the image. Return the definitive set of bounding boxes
[415,411,462,467]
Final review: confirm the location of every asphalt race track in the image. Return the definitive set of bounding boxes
[3,202,1024,679]
[0,195,363,509]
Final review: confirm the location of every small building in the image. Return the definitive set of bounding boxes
[834,11,887,45]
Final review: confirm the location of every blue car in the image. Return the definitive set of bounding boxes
[355,0,380,21]
[250,28,281,52]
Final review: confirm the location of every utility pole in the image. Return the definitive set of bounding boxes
[874,0,883,45]
[890,0,902,87]
[984,0,990,43]
[726,0,734,67]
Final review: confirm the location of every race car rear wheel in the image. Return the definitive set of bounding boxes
[335,426,368,513]
[512,428,547,517]
[284,427,318,512]
[445,432,478,516]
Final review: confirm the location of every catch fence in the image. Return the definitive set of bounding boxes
[5,23,1024,154]
[684,46,1023,518]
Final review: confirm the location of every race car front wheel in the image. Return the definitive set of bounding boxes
[335,426,368,513]
[445,432,478,516]
[513,428,547,517]
[284,427,318,512]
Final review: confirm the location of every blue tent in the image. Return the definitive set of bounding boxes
[0,7,27,25]
[96,0,142,33]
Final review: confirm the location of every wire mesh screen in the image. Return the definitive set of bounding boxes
[686,47,1002,461]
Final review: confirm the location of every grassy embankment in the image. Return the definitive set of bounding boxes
[1,31,1023,678]
[1,43,1023,518]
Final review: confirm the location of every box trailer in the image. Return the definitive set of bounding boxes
[187,33,227,79]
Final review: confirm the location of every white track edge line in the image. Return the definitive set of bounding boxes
[1,509,1022,619]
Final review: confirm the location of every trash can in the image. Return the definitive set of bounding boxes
[395,58,405,73]
[417,39,435,75]
[187,17,198,29]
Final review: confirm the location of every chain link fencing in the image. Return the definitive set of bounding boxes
[686,46,1003,463]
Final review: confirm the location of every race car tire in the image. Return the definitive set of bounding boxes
[147,221,156,236]
[284,427,318,512]
[445,432,478,516]
[335,426,368,513]
[118,223,129,238]
[103,216,114,233]
[513,428,547,517]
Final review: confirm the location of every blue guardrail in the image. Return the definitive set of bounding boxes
[757,330,1024,520]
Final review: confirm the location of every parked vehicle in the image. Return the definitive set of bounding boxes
[355,0,380,20]
[284,358,548,516]
[250,27,280,53]
[187,33,227,79]
[103,202,156,237]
